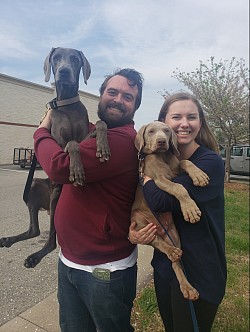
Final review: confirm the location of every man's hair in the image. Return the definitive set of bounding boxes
[99,68,144,110]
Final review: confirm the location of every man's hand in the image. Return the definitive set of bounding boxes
[39,109,52,131]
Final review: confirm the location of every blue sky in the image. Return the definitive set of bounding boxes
[1,0,249,129]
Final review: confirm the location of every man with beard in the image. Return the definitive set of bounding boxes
[33,68,144,332]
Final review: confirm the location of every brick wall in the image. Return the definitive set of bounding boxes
[0,74,99,165]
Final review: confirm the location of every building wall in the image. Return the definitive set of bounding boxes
[0,73,99,165]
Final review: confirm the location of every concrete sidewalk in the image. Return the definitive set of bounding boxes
[0,246,153,332]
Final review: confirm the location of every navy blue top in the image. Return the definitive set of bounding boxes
[143,145,227,304]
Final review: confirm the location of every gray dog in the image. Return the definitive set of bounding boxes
[0,47,110,267]
[43,47,110,184]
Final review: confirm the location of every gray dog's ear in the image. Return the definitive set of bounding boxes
[44,47,56,82]
[135,125,147,152]
[79,51,91,85]
[169,128,180,157]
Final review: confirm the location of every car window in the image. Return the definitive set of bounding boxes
[232,147,243,156]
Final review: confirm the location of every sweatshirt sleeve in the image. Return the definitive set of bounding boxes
[143,148,224,213]
[34,125,137,184]
[34,127,67,180]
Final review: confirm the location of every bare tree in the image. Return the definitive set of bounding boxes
[163,57,249,182]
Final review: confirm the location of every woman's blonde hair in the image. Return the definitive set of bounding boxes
[158,92,219,153]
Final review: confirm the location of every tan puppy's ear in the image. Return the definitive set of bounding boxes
[135,125,147,152]
[170,128,180,157]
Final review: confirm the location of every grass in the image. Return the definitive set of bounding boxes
[131,182,249,332]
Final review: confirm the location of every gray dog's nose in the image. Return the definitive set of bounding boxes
[58,67,71,78]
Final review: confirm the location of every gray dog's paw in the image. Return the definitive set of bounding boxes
[0,237,13,248]
[24,255,41,268]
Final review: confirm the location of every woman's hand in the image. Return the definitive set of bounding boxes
[143,175,152,184]
[128,221,157,245]
[38,109,52,131]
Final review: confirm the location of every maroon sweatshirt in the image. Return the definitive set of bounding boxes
[33,123,138,265]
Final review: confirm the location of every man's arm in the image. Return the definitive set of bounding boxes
[34,119,137,184]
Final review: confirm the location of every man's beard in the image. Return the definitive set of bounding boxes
[97,102,135,129]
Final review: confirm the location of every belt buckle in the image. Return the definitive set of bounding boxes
[92,268,111,281]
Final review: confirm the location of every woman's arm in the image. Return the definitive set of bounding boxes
[143,150,224,213]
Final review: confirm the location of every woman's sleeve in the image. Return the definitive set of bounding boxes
[143,180,178,212]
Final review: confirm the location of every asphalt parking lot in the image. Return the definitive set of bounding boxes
[0,165,59,327]
[0,165,248,328]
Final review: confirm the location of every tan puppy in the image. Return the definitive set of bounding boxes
[131,121,209,300]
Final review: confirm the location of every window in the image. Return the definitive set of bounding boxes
[232,147,243,157]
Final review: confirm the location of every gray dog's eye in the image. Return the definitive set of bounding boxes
[53,54,61,62]
[71,55,80,64]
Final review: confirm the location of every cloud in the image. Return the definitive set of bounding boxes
[0,20,35,59]
[0,0,248,129]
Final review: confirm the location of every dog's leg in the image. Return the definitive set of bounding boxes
[64,120,111,186]
[157,212,199,300]
[95,120,111,162]
[144,155,201,223]
[154,176,201,223]
[179,160,209,186]
[64,140,85,186]
[24,184,60,268]
[150,214,183,262]
[131,209,182,262]
[131,209,198,300]
[150,236,182,262]
[24,222,56,268]
[83,121,111,163]
[0,205,40,248]
[0,178,50,248]
[172,261,199,301]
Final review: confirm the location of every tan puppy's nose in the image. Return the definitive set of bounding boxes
[157,138,167,147]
